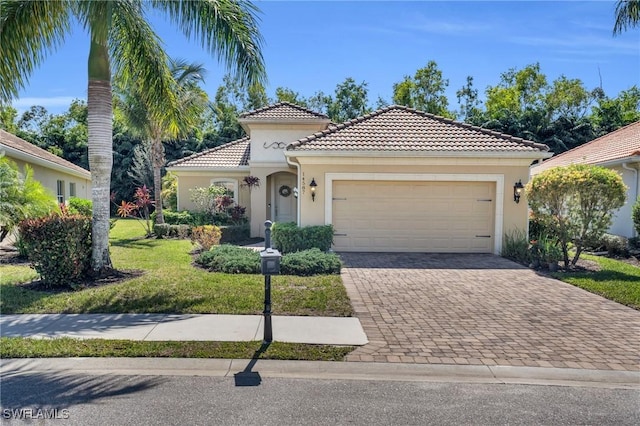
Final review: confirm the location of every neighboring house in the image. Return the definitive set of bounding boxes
[531,121,640,238]
[167,103,550,254]
[0,129,91,203]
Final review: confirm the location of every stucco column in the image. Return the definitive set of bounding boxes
[250,170,269,237]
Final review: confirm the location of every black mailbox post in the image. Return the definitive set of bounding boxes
[260,221,281,343]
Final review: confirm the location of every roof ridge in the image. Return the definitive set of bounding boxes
[239,101,329,120]
[288,105,549,151]
[166,136,250,167]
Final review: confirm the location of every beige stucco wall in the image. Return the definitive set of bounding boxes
[609,163,639,238]
[245,123,329,166]
[174,171,251,217]
[248,166,297,237]
[289,155,536,253]
[8,156,91,202]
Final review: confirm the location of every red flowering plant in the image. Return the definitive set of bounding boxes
[114,185,155,237]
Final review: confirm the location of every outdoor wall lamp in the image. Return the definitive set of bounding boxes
[309,178,318,202]
[514,180,524,203]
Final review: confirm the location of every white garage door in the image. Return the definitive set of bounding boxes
[332,181,495,252]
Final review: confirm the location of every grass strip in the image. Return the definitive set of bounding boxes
[0,337,354,361]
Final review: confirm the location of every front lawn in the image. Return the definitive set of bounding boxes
[0,219,353,316]
[552,254,640,309]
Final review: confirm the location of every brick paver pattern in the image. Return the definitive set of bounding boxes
[341,253,639,371]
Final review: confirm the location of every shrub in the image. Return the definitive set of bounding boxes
[527,164,626,266]
[191,225,222,250]
[154,223,192,239]
[68,197,92,217]
[280,249,342,276]
[18,214,92,287]
[196,245,260,274]
[220,224,250,244]
[153,223,171,238]
[157,210,194,225]
[594,233,629,257]
[633,197,640,235]
[502,229,531,264]
[271,222,334,253]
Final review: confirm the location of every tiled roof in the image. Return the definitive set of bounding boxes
[239,102,329,120]
[532,121,640,173]
[287,105,549,153]
[167,137,250,168]
[0,129,91,178]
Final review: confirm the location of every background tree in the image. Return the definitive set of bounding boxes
[116,59,209,224]
[527,165,626,267]
[327,77,370,123]
[392,61,452,117]
[614,0,640,34]
[0,0,265,272]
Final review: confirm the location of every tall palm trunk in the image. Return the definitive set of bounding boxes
[88,40,113,272]
[151,136,165,224]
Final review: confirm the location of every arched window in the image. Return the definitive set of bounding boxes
[211,178,238,203]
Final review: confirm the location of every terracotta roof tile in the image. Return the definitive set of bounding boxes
[167,137,250,168]
[239,102,329,120]
[532,121,640,173]
[287,105,549,153]
[0,129,91,178]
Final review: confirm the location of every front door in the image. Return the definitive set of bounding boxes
[274,173,297,223]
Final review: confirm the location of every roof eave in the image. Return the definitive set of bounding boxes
[285,149,552,160]
[531,155,640,171]
[166,166,250,173]
[0,144,91,180]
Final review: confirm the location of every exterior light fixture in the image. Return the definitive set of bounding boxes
[514,180,524,203]
[309,178,318,202]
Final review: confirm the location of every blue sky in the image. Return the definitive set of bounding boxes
[11,1,640,115]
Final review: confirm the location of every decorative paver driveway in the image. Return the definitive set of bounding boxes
[340,253,639,371]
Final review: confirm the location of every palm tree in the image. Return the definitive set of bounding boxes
[0,1,265,272]
[116,59,209,225]
[614,0,640,34]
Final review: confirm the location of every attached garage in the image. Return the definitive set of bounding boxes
[331,180,495,252]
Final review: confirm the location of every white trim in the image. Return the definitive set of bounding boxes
[286,150,550,160]
[1,145,91,180]
[166,167,250,174]
[324,173,505,255]
[210,178,239,204]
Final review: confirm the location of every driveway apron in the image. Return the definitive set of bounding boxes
[340,253,639,371]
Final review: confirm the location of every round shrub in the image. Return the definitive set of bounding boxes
[280,249,341,276]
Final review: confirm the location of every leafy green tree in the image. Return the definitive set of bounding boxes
[456,76,482,122]
[592,86,640,135]
[0,155,58,242]
[614,0,640,34]
[327,77,370,122]
[0,105,19,133]
[527,165,626,267]
[632,197,640,235]
[392,61,451,117]
[274,87,308,107]
[1,0,265,272]
[485,63,547,119]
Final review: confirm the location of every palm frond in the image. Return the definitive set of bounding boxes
[614,0,640,34]
[151,0,266,87]
[0,0,72,101]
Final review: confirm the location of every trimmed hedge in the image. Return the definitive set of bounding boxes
[154,210,194,225]
[196,246,341,276]
[68,197,92,217]
[271,222,333,253]
[18,214,92,287]
[220,224,250,244]
[153,224,191,239]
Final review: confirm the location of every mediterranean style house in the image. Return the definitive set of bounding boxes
[167,103,550,253]
[0,129,91,203]
[531,121,640,238]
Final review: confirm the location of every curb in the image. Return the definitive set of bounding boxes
[1,358,638,389]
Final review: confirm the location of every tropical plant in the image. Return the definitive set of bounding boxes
[614,0,640,34]
[0,0,265,273]
[114,185,155,236]
[115,58,210,225]
[0,155,58,241]
[527,165,626,266]
[161,171,178,211]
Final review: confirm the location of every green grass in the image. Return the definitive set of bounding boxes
[0,219,353,316]
[552,254,640,309]
[0,337,354,361]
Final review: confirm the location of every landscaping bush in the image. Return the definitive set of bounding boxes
[153,223,171,238]
[191,225,222,250]
[593,233,629,257]
[271,222,334,253]
[280,249,342,276]
[153,223,192,239]
[68,197,92,217]
[633,197,640,235]
[18,214,92,287]
[502,229,531,264]
[220,224,250,244]
[196,245,260,274]
[155,210,194,225]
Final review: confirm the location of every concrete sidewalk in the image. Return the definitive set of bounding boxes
[0,314,368,346]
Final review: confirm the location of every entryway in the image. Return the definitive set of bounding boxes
[272,172,297,223]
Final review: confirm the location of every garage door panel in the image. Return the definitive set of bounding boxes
[332,180,495,253]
